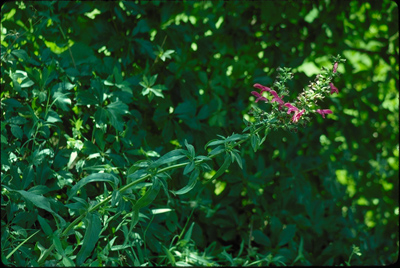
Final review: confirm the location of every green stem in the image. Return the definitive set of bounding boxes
[38,124,265,264]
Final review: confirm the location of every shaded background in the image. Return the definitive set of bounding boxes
[1,0,398,266]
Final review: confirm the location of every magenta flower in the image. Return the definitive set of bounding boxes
[251,91,268,103]
[329,82,339,95]
[316,109,333,118]
[269,90,285,110]
[284,103,304,123]
[333,62,338,73]
[292,109,305,123]
[253,83,271,93]
[269,90,284,104]
[284,103,299,114]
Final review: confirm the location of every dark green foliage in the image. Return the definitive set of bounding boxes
[1,0,398,266]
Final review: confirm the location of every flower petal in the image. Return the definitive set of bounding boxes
[253,83,271,93]
[333,62,338,73]
[329,82,339,95]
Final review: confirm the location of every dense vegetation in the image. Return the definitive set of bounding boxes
[1,0,398,266]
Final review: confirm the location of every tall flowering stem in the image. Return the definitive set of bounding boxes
[245,55,345,138]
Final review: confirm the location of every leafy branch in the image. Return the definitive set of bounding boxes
[36,57,343,265]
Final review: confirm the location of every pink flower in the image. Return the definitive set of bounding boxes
[269,90,285,110]
[269,90,284,105]
[316,109,333,118]
[284,103,304,123]
[253,83,271,93]
[333,62,338,73]
[251,91,268,103]
[329,82,338,95]
[292,109,305,123]
[284,103,299,114]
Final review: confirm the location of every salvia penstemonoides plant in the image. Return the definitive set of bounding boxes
[38,55,345,264]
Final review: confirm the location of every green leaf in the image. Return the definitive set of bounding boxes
[195,155,212,161]
[208,145,225,157]
[76,90,99,105]
[37,215,53,236]
[206,139,226,148]
[161,245,176,266]
[148,149,186,169]
[270,216,282,236]
[94,107,108,125]
[62,256,75,267]
[131,177,161,228]
[149,87,165,98]
[13,189,66,227]
[76,212,102,265]
[68,173,119,201]
[182,222,195,243]
[183,161,195,175]
[149,74,158,86]
[22,164,35,190]
[127,160,150,175]
[221,250,235,266]
[9,116,27,125]
[52,92,71,112]
[278,224,296,247]
[11,49,29,61]
[230,151,243,169]
[210,154,231,181]
[251,134,259,152]
[10,124,23,139]
[94,129,105,151]
[171,168,199,195]
[252,230,271,247]
[204,139,220,150]
[46,110,62,123]
[174,100,197,118]
[53,234,64,255]
[113,66,123,84]
[225,133,247,143]
[16,190,55,213]
[158,175,170,200]
[1,135,7,144]
[106,101,129,131]
[111,190,122,207]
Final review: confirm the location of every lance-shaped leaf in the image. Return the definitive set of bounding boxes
[210,154,231,181]
[162,244,176,266]
[205,139,225,148]
[127,169,148,184]
[130,177,161,229]
[181,222,195,246]
[68,173,119,201]
[224,133,247,143]
[208,145,225,158]
[148,149,186,169]
[251,134,260,152]
[14,190,66,227]
[37,215,53,236]
[127,160,151,175]
[183,161,195,175]
[171,168,200,195]
[184,139,195,159]
[157,175,170,200]
[111,190,122,207]
[230,150,243,169]
[76,212,102,265]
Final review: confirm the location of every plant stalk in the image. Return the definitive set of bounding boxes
[38,124,265,264]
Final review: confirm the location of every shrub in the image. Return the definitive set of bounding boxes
[1,1,398,266]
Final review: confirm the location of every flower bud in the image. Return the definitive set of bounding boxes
[333,62,338,73]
